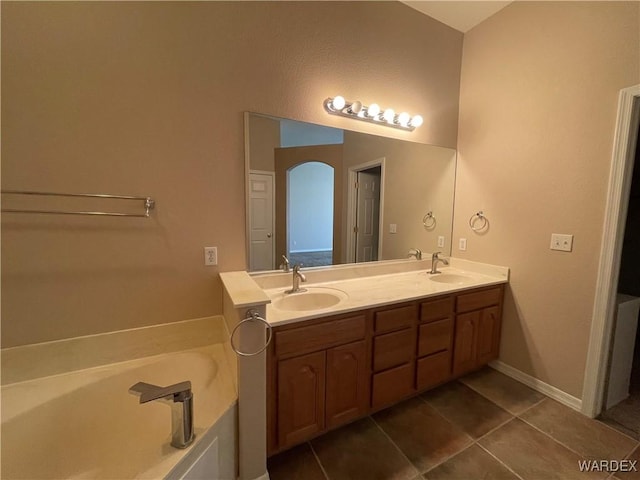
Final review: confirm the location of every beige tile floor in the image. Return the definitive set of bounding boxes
[268,368,640,480]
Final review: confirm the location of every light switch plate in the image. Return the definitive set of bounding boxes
[459,238,467,251]
[550,234,573,252]
[437,236,445,248]
[389,224,397,234]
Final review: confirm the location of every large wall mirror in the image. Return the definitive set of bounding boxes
[245,112,457,272]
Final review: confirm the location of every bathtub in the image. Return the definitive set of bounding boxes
[1,344,237,479]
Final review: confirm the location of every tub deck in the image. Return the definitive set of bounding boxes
[1,344,237,479]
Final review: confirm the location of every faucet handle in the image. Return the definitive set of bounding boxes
[280,255,290,272]
[129,381,192,403]
[432,251,442,258]
[408,248,422,260]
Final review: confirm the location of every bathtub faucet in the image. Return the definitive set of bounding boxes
[129,381,195,449]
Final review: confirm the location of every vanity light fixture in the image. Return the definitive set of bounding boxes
[324,95,423,131]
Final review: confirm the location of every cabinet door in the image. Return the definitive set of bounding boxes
[277,351,326,448]
[326,341,368,429]
[476,306,501,365]
[452,311,479,376]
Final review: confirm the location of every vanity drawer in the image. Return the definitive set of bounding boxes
[274,315,366,357]
[371,363,414,409]
[420,297,454,323]
[456,287,502,313]
[373,328,414,372]
[417,319,452,357]
[374,305,416,334]
[416,350,451,390]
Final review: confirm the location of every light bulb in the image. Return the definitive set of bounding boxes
[383,108,395,123]
[397,112,410,127]
[332,95,346,111]
[410,115,423,128]
[349,101,363,114]
[366,103,380,118]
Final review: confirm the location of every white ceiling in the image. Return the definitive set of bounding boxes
[401,1,512,33]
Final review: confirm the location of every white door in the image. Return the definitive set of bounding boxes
[355,170,381,262]
[249,172,274,271]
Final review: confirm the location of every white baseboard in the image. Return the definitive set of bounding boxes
[489,360,583,412]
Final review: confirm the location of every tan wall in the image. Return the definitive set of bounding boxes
[342,131,456,262]
[248,115,280,173]
[455,1,640,398]
[1,1,463,347]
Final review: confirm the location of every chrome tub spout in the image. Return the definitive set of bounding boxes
[129,381,194,449]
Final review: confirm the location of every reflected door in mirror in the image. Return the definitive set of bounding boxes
[249,172,275,271]
[355,168,381,262]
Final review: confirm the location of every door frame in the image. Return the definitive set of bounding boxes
[582,85,640,417]
[346,158,385,264]
[248,170,276,271]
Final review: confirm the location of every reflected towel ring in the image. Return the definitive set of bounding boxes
[422,211,436,229]
[230,309,273,357]
[469,211,488,232]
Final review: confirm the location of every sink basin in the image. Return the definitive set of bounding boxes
[428,273,474,285]
[272,287,348,312]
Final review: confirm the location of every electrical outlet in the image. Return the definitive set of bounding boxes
[389,224,397,234]
[550,234,573,252]
[437,236,445,248]
[204,246,218,266]
[459,238,467,251]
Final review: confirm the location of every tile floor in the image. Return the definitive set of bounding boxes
[268,368,640,480]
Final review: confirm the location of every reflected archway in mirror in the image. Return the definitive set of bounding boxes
[287,162,335,267]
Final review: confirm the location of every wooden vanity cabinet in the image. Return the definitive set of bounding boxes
[370,303,417,409]
[452,286,504,377]
[268,312,369,454]
[416,296,455,390]
[268,284,505,455]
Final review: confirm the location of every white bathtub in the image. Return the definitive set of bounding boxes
[1,345,237,479]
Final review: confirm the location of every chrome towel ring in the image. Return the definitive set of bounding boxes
[422,211,436,229]
[230,309,273,357]
[469,211,488,232]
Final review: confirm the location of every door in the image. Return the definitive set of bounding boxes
[325,341,368,429]
[452,311,479,376]
[355,170,381,262]
[476,306,501,365]
[277,351,326,448]
[249,172,274,271]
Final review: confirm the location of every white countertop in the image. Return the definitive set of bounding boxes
[263,260,509,327]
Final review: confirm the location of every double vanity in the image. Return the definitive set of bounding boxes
[238,257,509,457]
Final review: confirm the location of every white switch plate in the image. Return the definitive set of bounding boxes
[437,236,445,248]
[550,234,573,252]
[389,224,397,234]
[204,246,218,266]
[459,238,467,251]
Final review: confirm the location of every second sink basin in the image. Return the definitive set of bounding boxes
[428,273,474,285]
[272,287,348,312]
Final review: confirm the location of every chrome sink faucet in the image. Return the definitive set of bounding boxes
[429,252,449,274]
[408,248,422,260]
[285,263,307,294]
[279,255,290,273]
[129,381,194,449]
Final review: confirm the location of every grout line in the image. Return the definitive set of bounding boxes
[369,415,422,478]
[308,441,331,480]
[595,416,640,444]
[514,396,548,417]
[476,442,526,480]
[474,416,517,444]
[516,415,628,462]
[458,375,550,417]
